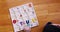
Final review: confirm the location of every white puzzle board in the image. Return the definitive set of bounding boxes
[9,2,39,32]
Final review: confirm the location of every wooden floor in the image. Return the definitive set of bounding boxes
[0,0,60,32]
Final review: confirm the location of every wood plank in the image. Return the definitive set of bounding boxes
[0,0,60,32]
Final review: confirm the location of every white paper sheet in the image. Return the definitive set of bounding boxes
[9,2,39,32]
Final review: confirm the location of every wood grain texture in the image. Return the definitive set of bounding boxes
[0,0,60,32]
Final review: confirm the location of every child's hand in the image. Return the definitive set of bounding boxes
[24,26,31,32]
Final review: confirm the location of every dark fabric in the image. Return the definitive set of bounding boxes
[43,24,60,32]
